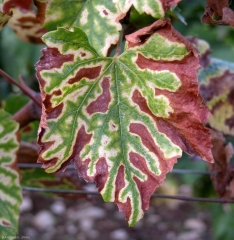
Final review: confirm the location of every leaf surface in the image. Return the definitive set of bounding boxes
[0,109,21,238]
[36,19,213,226]
[36,0,180,56]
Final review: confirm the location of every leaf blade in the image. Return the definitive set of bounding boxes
[36,20,213,226]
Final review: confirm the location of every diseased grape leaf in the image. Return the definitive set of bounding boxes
[7,8,47,44]
[36,19,213,226]
[199,58,234,136]
[35,0,180,56]
[0,109,21,238]
[202,0,234,27]
[0,0,46,43]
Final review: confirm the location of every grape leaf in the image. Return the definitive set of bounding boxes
[36,19,213,226]
[0,0,32,29]
[199,58,234,136]
[0,109,21,238]
[35,0,180,56]
[1,0,46,43]
[7,8,46,44]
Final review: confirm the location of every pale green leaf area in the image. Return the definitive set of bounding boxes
[44,0,121,56]
[0,12,11,30]
[37,27,189,226]
[117,0,164,18]
[41,0,171,56]
[0,109,21,238]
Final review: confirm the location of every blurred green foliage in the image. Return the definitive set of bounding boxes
[0,26,44,101]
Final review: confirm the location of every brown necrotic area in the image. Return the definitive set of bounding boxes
[136,53,209,124]
[68,66,102,84]
[87,77,111,114]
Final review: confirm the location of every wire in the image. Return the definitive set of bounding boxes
[17,163,216,175]
[22,186,234,204]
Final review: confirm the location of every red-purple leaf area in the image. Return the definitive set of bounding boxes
[209,129,234,199]
[36,19,213,226]
[202,0,234,27]
[198,58,234,136]
[1,0,46,43]
[2,0,32,14]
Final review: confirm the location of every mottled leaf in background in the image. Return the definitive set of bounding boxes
[7,8,46,44]
[202,0,234,27]
[35,0,180,56]
[36,19,213,226]
[1,0,46,43]
[0,109,21,238]
[199,58,234,136]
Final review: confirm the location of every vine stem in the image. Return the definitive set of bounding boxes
[0,69,41,108]
[12,98,41,128]
[115,26,125,56]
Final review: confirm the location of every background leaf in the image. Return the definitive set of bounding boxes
[199,58,234,136]
[0,109,21,238]
[36,0,180,56]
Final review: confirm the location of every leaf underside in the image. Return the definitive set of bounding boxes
[0,109,21,238]
[36,19,213,226]
[199,58,234,136]
[36,0,179,56]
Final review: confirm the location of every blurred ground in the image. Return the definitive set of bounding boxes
[18,187,212,240]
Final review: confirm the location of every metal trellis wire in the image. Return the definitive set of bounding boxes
[18,163,234,204]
